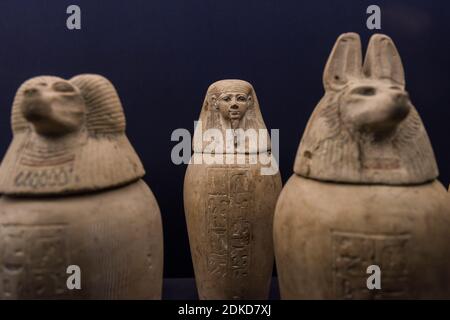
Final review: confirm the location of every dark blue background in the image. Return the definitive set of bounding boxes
[0,0,448,277]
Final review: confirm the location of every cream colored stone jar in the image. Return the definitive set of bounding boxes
[184,80,282,299]
[274,33,450,299]
[0,74,163,299]
[275,176,450,299]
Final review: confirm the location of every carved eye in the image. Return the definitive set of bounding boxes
[221,95,231,102]
[237,95,247,102]
[389,86,402,90]
[53,81,75,93]
[352,86,376,96]
[23,88,38,96]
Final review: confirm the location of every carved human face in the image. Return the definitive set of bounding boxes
[21,79,86,136]
[339,79,411,134]
[214,91,252,121]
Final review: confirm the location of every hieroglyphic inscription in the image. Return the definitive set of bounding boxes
[206,167,253,293]
[332,231,410,299]
[0,224,69,299]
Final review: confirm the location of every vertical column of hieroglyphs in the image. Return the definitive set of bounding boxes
[206,167,253,298]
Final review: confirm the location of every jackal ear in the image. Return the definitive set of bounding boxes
[363,34,405,87]
[323,33,363,91]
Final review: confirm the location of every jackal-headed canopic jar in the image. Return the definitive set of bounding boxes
[274,33,450,299]
[0,74,163,299]
[184,80,282,299]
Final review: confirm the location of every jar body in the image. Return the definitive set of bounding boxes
[274,175,450,299]
[0,179,163,299]
[184,154,282,299]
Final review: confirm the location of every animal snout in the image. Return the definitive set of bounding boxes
[390,92,411,121]
[393,91,409,103]
[21,95,51,121]
[22,102,50,120]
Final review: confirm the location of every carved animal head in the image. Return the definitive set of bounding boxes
[20,78,86,136]
[0,74,144,195]
[294,33,438,185]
